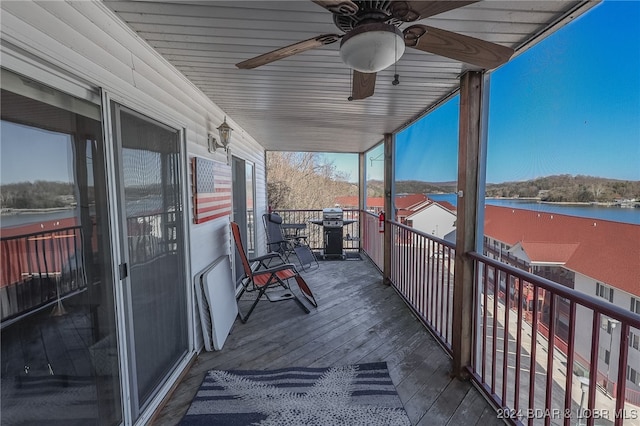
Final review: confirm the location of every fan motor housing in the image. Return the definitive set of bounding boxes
[333,1,404,32]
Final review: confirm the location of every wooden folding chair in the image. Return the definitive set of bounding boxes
[231,222,317,323]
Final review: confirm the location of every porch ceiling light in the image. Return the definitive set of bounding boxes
[208,116,234,153]
[339,23,405,73]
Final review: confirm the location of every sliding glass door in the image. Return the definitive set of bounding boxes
[1,69,122,425]
[1,68,190,424]
[111,104,188,419]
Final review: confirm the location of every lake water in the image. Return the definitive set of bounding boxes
[3,194,639,228]
[428,193,640,225]
[2,198,165,229]
[1,210,76,228]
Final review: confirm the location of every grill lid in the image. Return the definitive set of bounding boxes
[323,207,344,227]
[322,207,343,218]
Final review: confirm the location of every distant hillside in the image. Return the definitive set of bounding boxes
[267,152,358,209]
[485,175,640,202]
[367,175,639,203]
[1,181,76,210]
[396,180,457,194]
[366,179,455,197]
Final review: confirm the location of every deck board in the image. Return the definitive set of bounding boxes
[447,385,495,426]
[151,255,502,425]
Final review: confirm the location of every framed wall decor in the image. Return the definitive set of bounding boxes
[191,157,232,224]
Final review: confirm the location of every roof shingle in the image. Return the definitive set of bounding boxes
[484,206,640,297]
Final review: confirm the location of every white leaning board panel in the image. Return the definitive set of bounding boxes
[193,255,237,351]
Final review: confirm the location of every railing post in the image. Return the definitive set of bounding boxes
[359,152,366,212]
[358,151,366,249]
[452,71,486,379]
[383,133,395,285]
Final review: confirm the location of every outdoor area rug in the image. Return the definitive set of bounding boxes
[179,361,411,425]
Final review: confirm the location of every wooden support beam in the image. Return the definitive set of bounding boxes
[452,71,485,379]
[383,133,395,285]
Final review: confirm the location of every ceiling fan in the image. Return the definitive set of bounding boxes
[236,1,514,100]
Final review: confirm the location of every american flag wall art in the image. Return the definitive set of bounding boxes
[191,157,232,224]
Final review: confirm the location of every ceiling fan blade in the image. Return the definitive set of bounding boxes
[236,34,341,69]
[311,0,359,15]
[351,71,376,100]
[404,25,514,69]
[391,1,479,21]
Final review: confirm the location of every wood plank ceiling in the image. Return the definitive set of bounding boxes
[103,1,596,153]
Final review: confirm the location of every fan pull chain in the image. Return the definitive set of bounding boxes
[393,36,400,86]
[348,68,353,101]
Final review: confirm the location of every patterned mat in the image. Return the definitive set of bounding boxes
[180,362,410,425]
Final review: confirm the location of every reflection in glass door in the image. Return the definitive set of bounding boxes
[111,104,188,418]
[1,70,122,425]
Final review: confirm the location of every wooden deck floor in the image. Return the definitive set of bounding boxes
[152,254,503,426]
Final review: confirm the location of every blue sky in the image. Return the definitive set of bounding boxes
[3,1,637,186]
[485,0,640,183]
[326,0,640,184]
[1,121,75,184]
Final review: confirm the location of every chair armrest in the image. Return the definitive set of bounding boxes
[260,263,299,274]
[249,252,285,269]
[248,252,281,263]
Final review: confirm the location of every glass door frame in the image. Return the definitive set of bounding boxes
[231,156,256,286]
[0,66,123,426]
[1,50,195,424]
[101,91,195,425]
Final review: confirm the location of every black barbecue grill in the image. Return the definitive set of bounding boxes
[310,208,356,259]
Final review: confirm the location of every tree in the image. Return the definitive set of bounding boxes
[0,180,74,209]
[266,152,357,209]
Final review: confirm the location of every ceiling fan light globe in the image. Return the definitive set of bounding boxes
[340,23,405,73]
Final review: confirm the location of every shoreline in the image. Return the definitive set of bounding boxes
[485,197,638,208]
[1,207,75,216]
[538,201,610,207]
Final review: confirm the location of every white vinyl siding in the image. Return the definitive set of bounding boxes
[1,2,267,423]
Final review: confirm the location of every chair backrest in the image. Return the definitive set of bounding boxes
[262,213,286,252]
[231,222,253,279]
[266,212,282,225]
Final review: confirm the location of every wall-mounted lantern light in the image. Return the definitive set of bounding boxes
[208,116,234,153]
